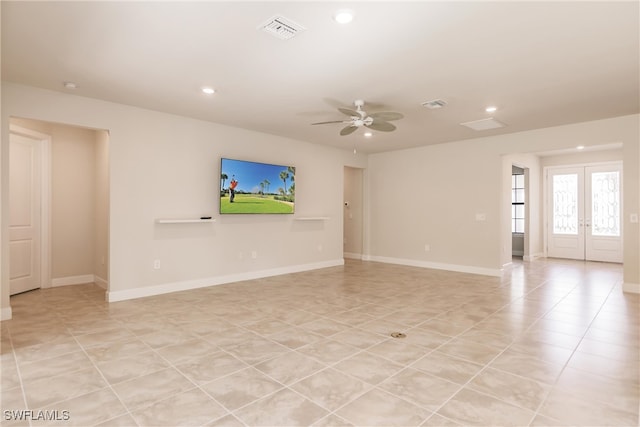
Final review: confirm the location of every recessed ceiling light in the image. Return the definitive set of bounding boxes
[63,81,77,90]
[201,87,215,95]
[485,106,497,113]
[334,10,354,24]
[576,145,585,150]
[364,132,373,137]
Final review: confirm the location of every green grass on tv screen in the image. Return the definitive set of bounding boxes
[220,194,294,214]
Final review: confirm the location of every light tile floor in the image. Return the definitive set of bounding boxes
[1,258,638,426]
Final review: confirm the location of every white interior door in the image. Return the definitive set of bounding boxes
[10,133,42,295]
[547,164,622,263]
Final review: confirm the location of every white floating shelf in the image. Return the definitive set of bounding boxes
[294,216,330,221]
[155,218,216,224]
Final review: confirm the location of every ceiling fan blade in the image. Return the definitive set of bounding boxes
[338,107,359,117]
[367,120,396,132]
[311,120,349,125]
[340,125,358,136]
[369,111,404,121]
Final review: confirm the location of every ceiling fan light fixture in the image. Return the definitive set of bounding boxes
[313,99,402,136]
[334,10,354,24]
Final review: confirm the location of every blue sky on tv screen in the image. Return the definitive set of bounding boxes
[220,158,294,193]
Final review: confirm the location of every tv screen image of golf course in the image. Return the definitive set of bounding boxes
[220,158,295,214]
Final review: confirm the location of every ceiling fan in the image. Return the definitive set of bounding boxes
[312,100,404,136]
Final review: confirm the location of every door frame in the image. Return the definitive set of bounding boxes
[543,160,623,261]
[9,124,51,290]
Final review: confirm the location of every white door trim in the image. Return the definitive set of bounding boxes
[9,124,51,289]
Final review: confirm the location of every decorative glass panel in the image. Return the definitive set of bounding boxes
[553,174,578,235]
[591,171,620,237]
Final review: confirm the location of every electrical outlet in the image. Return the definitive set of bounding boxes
[251,251,257,259]
[424,244,430,252]
[317,244,323,252]
[631,213,639,223]
[153,259,161,269]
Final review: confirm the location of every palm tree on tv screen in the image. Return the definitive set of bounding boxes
[221,173,228,193]
[279,170,289,194]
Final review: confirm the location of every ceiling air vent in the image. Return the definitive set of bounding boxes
[260,15,305,40]
[460,117,506,131]
[421,99,447,109]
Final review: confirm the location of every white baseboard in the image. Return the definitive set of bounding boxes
[107,259,345,302]
[94,275,109,290]
[523,252,544,261]
[366,255,502,277]
[51,274,96,287]
[623,282,640,294]
[1,306,12,321]
[344,252,363,260]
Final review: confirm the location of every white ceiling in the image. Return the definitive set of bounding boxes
[2,1,638,153]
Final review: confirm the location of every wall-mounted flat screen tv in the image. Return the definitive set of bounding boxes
[220,158,295,214]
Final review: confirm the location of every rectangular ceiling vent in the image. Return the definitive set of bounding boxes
[260,16,305,40]
[421,99,447,109]
[460,117,506,131]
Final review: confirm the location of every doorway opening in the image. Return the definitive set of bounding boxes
[511,165,527,258]
[9,126,50,295]
[8,118,110,297]
[343,166,364,260]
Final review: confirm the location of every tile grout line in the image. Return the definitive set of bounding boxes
[527,275,627,425]
[71,333,139,426]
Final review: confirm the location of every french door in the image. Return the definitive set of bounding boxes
[547,163,622,262]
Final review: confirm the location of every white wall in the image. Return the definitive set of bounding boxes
[367,115,639,286]
[50,124,96,280]
[540,148,623,168]
[1,83,367,312]
[367,140,503,275]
